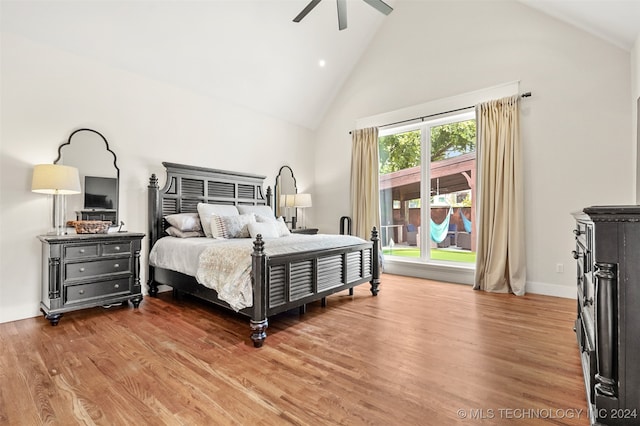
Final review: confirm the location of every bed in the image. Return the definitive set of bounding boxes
[147,162,380,347]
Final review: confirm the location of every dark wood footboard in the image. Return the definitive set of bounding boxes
[248,228,380,347]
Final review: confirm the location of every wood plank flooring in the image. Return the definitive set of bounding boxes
[0,274,589,425]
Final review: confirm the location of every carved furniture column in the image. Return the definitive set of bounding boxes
[594,262,617,398]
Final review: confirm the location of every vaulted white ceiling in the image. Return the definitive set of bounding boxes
[2,1,639,130]
[2,0,394,130]
[518,0,640,51]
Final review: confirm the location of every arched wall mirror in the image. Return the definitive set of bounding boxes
[54,128,119,225]
[274,165,297,228]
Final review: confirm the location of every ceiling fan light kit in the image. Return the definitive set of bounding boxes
[293,0,393,31]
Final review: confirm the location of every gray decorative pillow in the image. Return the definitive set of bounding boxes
[165,226,204,238]
[165,213,202,232]
[219,213,256,238]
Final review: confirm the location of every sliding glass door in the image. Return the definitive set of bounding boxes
[379,111,476,265]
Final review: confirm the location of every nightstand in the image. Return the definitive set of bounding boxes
[38,232,145,325]
[291,228,319,235]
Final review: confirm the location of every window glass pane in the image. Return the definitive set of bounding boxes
[379,129,422,257]
[429,119,476,264]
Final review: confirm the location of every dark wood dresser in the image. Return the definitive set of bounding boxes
[572,206,640,425]
[39,232,144,325]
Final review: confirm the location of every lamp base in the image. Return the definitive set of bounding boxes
[52,193,67,235]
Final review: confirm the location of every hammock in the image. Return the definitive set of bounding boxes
[459,209,472,233]
[430,207,453,243]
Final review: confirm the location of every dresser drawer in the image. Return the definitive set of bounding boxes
[64,241,132,259]
[65,244,99,259]
[103,241,131,255]
[65,278,131,304]
[65,258,131,280]
[577,314,597,403]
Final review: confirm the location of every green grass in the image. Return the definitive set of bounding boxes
[382,246,476,264]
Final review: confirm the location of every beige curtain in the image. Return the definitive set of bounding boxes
[350,127,381,240]
[474,95,526,295]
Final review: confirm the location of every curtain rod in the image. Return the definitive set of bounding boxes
[350,92,532,134]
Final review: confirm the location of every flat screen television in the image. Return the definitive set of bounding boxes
[84,176,117,211]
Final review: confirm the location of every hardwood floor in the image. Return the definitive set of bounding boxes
[0,274,588,425]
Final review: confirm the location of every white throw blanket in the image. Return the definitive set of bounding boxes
[195,239,255,312]
[194,234,367,311]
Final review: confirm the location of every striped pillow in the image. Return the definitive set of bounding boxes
[210,214,229,239]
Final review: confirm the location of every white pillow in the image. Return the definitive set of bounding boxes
[247,222,279,239]
[275,217,291,237]
[237,205,275,218]
[165,213,202,232]
[217,213,256,238]
[256,215,290,237]
[165,226,204,238]
[197,203,239,238]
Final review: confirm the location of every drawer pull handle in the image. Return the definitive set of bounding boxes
[79,290,85,295]
[79,267,85,272]
[114,264,120,268]
[584,297,593,306]
[114,246,121,251]
[79,249,85,253]
[571,250,582,260]
[114,284,120,289]
[573,229,584,236]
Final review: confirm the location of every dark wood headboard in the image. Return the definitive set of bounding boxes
[148,162,271,248]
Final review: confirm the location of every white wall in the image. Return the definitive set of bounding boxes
[313,0,633,297]
[0,33,315,323]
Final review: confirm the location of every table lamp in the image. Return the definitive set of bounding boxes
[32,164,81,235]
[294,193,312,229]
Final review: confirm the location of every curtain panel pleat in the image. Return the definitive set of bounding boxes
[474,95,526,295]
[350,127,381,240]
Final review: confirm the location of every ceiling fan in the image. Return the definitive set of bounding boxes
[293,0,393,31]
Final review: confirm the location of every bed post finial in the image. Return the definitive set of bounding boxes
[253,234,264,253]
[370,226,380,296]
[266,186,272,208]
[149,173,158,188]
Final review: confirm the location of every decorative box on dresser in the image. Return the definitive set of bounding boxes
[39,232,145,325]
[572,206,640,425]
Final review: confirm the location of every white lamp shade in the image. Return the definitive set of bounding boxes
[294,193,312,208]
[32,164,81,195]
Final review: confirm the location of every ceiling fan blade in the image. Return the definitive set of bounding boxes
[293,0,323,23]
[362,0,393,16]
[337,0,347,30]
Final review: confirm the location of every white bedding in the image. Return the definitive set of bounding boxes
[149,234,368,311]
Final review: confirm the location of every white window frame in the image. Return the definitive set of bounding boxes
[380,110,475,264]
